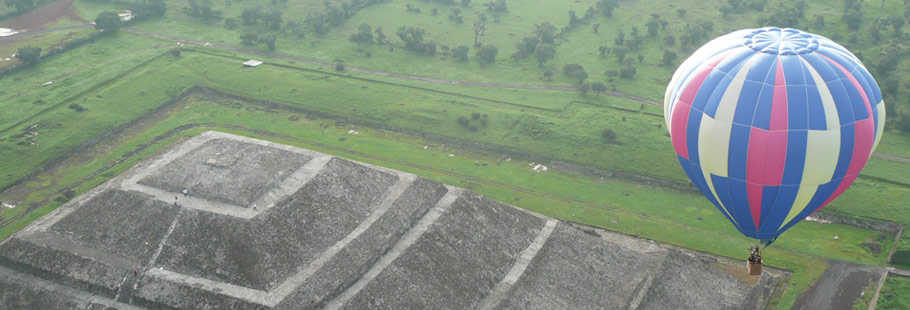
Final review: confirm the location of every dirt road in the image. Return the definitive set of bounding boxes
[791,261,888,310]
[0,0,84,31]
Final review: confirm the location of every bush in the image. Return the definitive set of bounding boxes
[68,103,86,112]
[891,250,910,267]
[898,116,910,135]
[170,49,181,57]
[601,128,617,142]
[15,46,41,66]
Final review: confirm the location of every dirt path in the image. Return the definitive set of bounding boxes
[791,261,888,310]
[0,0,84,31]
[0,24,91,43]
[873,153,910,163]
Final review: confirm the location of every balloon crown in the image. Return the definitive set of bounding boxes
[742,27,819,55]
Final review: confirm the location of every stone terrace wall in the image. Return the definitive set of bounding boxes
[0,131,789,310]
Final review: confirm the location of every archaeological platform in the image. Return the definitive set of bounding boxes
[0,131,787,309]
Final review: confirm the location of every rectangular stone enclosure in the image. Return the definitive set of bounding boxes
[0,131,789,310]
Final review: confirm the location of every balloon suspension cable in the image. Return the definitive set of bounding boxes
[760,237,777,248]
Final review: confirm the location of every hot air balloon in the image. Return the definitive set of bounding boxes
[664,27,885,245]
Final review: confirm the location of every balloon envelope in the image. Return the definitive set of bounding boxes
[664,27,885,242]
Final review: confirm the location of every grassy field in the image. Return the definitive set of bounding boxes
[1,0,909,307]
[70,0,910,111]
[0,27,95,70]
[876,276,910,309]
[0,39,905,308]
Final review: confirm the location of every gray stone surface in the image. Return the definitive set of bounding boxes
[494,223,669,310]
[152,157,398,291]
[337,192,546,310]
[273,178,449,310]
[51,189,180,263]
[138,138,312,207]
[638,248,781,310]
[0,265,139,310]
[0,131,790,310]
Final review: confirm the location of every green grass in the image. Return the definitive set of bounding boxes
[7,0,910,304]
[71,0,910,108]
[876,276,910,310]
[0,44,901,308]
[861,157,910,186]
[875,132,910,159]
[0,27,95,70]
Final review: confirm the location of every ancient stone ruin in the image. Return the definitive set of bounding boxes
[0,131,787,309]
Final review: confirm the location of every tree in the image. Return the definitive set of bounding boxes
[241,7,261,25]
[128,0,167,19]
[887,15,905,36]
[563,63,588,84]
[719,5,733,17]
[305,12,329,35]
[591,81,607,95]
[842,0,864,30]
[813,15,825,29]
[449,7,463,23]
[473,22,487,47]
[511,36,538,60]
[646,16,661,37]
[375,27,386,44]
[620,64,636,79]
[264,9,282,30]
[534,43,555,67]
[240,33,259,45]
[578,82,590,94]
[259,34,276,50]
[676,8,686,16]
[476,45,498,64]
[185,0,222,22]
[543,67,554,81]
[452,45,470,61]
[4,0,33,13]
[483,0,507,12]
[534,21,557,44]
[896,116,910,134]
[613,45,629,62]
[14,46,40,66]
[596,0,618,17]
[147,0,167,17]
[224,17,238,29]
[661,50,678,66]
[349,23,373,46]
[598,45,608,57]
[568,10,581,27]
[397,26,434,54]
[663,34,676,45]
[614,30,625,45]
[592,23,600,33]
[95,11,122,34]
[426,41,437,56]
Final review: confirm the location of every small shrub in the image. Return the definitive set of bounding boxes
[68,104,86,112]
[601,128,617,142]
[891,250,910,267]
